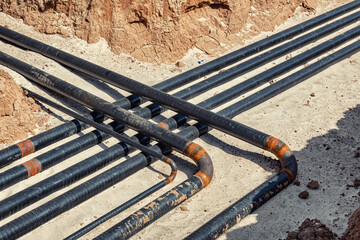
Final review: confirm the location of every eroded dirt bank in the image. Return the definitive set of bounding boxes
[0,0,317,63]
[0,69,49,144]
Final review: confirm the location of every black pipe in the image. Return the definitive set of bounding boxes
[0,132,149,220]
[0,120,124,192]
[0,1,357,167]
[24,88,172,162]
[197,12,360,109]
[0,110,104,168]
[0,17,351,151]
[1,1,358,94]
[157,21,360,129]
[185,39,360,240]
[0,91,135,168]
[92,38,360,239]
[219,39,360,118]
[170,11,360,102]
[64,175,173,240]
[0,124,211,240]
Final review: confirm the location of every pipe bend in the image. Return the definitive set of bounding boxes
[264,136,297,183]
[157,121,213,187]
[184,141,213,187]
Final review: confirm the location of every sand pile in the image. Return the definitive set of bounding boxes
[0,0,316,63]
[0,70,49,145]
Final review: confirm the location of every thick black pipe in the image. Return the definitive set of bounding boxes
[94,34,360,240]
[25,88,171,162]
[0,132,149,220]
[1,1,357,95]
[185,41,360,240]
[0,51,263,151]
[0,111,104,168]
[0,91,137,168]
[219,39,360,118]
[0,120,123,192]
[170,11,360,102]
[0,20,350,150]
[0,1,357,166]
[153,0,360,91]
[159,22,360,128]
[0,125,203,240]
[199,23,360,110]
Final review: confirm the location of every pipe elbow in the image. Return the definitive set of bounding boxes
[184,142,213,188]
[162,157,178,184]
[264,136,297,183]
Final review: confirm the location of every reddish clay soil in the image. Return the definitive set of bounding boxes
[0,0,317,64]
[286,208,360,240]
[286,218,338,240]
[0,70,49,144]
[341,208,360,240]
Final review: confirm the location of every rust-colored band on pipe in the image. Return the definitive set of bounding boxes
[22,158,42,178]
[16,140,35,158]
[264,136,297,182]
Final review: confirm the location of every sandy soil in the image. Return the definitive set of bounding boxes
[0,1,359,239]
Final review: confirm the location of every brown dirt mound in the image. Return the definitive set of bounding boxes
[286,218,338,240]
[341,208,360,240]
[0,69,49,145]
[0,0,316,64]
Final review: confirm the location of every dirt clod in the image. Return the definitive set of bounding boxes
[299,191,309,199]
[175,61,186,68]
[307,180,320,190]
[286,218,337,240]
[294,180,301,186]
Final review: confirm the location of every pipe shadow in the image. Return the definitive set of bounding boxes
[199,131,281,172]
[62,65,126,101]
[221,104,360,239]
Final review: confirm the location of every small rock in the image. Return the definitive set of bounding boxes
[180,206,188,211]
[310,92,316,97]
[294,180,301,186]
[176,60,185,68]
[307,180,320,190]
[299,191,309,199]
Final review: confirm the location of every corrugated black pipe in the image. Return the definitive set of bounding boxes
[184,40,360,240]
[0,124,211,240]
[0,1,357,166]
